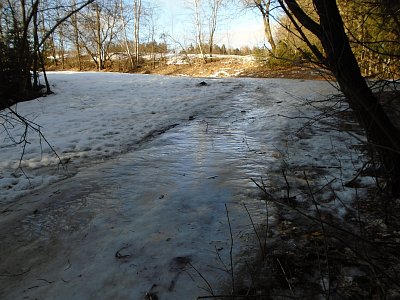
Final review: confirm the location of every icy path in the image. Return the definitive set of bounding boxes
[0,73,339,299]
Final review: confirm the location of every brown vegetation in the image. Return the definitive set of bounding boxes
[48,55,330,81]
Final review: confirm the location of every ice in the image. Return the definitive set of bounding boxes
[0,72,367,299]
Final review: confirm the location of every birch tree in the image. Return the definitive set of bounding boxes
[120,0,135,69]
[193,0,206,60]
[133,0,142,66]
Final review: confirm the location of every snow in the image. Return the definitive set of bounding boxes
[164,53,256,65]
[0,72,370,299]
[1,72,241,203]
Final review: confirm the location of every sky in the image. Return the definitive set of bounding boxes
[155,0,268,49]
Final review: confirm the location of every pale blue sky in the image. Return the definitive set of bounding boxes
[155,0,267,49]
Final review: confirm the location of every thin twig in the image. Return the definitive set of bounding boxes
[304,172,331,299]
[282,169,290,200]
[260,177,270,256]
[225,203,235,294]
[243,203,265,260]
[189,262,214,296]
[276,258,295,297]
[214,246,230,274]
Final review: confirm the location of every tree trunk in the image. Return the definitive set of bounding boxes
[208,0,223,58]
[38,48,52,94]
[32,2,39,89]
[120,0,134,70]
[96,4,102,71]
[194,0,206,62]
[283,0,400,196]
[71,0,82,71]
[254,0,276,54]
[59,27,66,69]
[315,0,400,196]
[133,0,142,67]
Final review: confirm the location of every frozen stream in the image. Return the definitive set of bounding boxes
[0,73,340,299]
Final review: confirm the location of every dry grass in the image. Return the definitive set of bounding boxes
[46,57,330,80]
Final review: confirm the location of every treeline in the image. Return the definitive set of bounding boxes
[183,43,257,56]
[47,41,258,71]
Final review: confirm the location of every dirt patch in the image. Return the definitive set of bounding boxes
[139,59,331,80]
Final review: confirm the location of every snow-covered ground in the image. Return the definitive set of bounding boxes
[0,72,369,299]
[1,72,241,203]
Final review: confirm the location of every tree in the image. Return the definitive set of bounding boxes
[54,0,68,70]
[186,0,226,60]
[192,0,207,60]
[133,0,142,66]
[221,43,227,54]
[273,4,323,63]
[207,0,224,57]
[243,0,277,53]
[120,0,135,70]
[71,0,83,70]
[278,0,400,196]
[77,0,122,70]
[143,5,160,68]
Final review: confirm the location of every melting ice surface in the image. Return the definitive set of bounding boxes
[0,72,351,299]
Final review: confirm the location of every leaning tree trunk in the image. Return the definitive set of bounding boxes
[282,0,400,196]
[313,0,400,196]
[260,0,276,54]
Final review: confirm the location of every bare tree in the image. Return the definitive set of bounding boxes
[71,0,83,70]
[243,0,277,53]
[187,0,225,60]
[55,2,67,69]
[207,0,224,57]
[119,0,135,70]
[133,0,142,66]
[144,5,160,68]
[193,0,207,60]
[95,3,102,71]
[77,0,122,70]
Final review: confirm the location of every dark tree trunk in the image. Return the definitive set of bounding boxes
[283,0,400,196]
